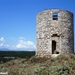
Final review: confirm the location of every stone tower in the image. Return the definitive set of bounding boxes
[36,9,74,57]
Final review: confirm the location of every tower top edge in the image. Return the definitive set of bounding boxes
[37,8,73,16]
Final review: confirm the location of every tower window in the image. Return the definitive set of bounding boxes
[53,13,58,20]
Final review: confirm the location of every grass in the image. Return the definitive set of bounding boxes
[0,53,75,75]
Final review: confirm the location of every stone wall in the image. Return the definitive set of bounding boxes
[36,9,74,57]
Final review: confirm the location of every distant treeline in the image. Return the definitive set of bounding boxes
[0,51,35,63]
[0,51,35,58]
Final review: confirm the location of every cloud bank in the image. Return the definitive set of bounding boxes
[0,37,36,51]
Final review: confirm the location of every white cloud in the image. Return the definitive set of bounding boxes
[0,37,5,42]
[0,43,4,46]
[0,43,10,48]
[16,39,35,50]
[19,37,25,40]
[0,37,36,51]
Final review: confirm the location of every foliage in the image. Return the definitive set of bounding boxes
[0,51,35,63]
[0,54,75,75]
[30,56,50,63]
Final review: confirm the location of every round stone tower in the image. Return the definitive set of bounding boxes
[36,9,74,57]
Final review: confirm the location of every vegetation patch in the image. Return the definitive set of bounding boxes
[0,54,75,75]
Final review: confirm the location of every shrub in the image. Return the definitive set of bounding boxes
[30,56,50,63]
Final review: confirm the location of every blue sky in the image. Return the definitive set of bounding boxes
[0,0,75,51]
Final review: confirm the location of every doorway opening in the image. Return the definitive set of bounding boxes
[51,34,60,54]
[52,40,56,54]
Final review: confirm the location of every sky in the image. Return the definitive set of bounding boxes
[0,0,75,51]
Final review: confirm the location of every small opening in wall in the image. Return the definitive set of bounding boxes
[56,51,59,54]
[53,13,58,20]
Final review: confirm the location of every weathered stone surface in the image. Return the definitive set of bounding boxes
[36,9,74,57]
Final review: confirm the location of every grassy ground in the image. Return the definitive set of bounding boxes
[0,54,75,75]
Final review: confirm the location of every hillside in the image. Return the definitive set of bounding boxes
[0,54,75,75]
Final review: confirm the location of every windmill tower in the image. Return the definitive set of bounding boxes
[36,9,74,57]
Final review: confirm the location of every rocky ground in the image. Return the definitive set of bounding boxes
[0,54,75,75]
